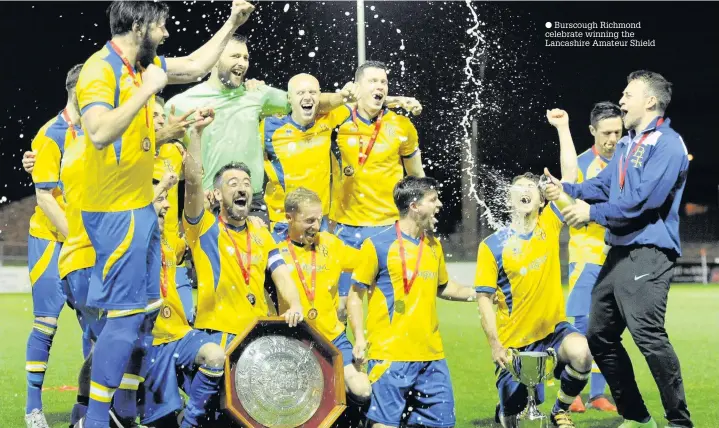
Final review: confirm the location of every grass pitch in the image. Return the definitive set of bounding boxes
[1,285,717,428]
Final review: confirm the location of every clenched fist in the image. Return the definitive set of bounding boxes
[546,108,569,128]
[229,0,255,27]
[142,64,168,95]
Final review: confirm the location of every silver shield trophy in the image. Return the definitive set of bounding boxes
[501,348,558,428]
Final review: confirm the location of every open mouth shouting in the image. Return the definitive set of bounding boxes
[371,92,385,106]
[300,100,315,117]
[231,67,245,79]
[304,228,318,243]
[233,191,249,210]
[520,194,532,205]
[430,207,440,229]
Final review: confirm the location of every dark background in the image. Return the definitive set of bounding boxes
[1,1,717,236]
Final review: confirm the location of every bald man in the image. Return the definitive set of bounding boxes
[261,73,354,239]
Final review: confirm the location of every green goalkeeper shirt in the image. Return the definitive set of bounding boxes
[166,81,290,194]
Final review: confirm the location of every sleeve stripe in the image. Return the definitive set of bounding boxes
[352,279,370,289]
[81,101,113,115]
[549,202,564,222]
[401,148,420,159]
[475,286,497,294]
[267,250,285,272]
[184,211,204,225]
[34,182,58,189]
[158,56,167,72]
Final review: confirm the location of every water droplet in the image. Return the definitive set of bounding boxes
[283,3,290,12]
[308,51,316,58]
[299,29,305,36]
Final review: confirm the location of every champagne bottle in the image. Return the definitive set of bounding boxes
[539,175,575,209]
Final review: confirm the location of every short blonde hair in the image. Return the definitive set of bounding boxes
[285,187,322,215]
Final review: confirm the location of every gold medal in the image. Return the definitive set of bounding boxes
[343,165,355,176]
[307,308,318,320]
[395,300,405,314]
[141,137,151,152]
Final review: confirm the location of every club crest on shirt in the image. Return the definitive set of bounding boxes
[632,146,646,167]
[382,123,397,139]
[161,305,172,318]
[536,228,546,241]
[141,137,151,152]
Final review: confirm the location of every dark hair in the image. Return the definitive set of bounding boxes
[65,64,84,93]
[231,33,248,44]
[155,95,165,108]
[627,70,673,113]
[355,60,388,82]
[107,0,170,36]
[393,176,440,217]
[285,187,322,215]
[511,172,540,186]
[213,162,252,189]
[589,101,622,128]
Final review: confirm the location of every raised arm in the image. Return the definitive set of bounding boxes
[317,82,358,115]
[165,0,255,84]
[183,109,214,220]
[402,153,425,177]
[546,108,578,183]
[154,171,179,200]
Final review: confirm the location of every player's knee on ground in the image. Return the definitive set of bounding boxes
[195,342,225,369]
[35,316,58,326]
[562,333,592,371]
[344,366,371,401]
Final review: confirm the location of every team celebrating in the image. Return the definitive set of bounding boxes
[20,1,692,428]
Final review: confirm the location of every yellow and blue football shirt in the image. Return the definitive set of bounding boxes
[183,210,285,335]
[352,226,448,362]
[275,232,358,341]
[568,148,610,266]
[330,108,419,227]
[153,229,193,345]
[76,42,166,212]
[474,204,567,349]
[57,120,95,279]
[29,112,79,242]
[261,106,351,224]
[153,142,185,249]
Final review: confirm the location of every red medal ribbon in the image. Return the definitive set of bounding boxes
[61,109,77,140]
[618,118,664,190]
[108,40,149,128]
[591,146,607,168]
[395,221,425,296]
[352,108,384,167]
[160,243,168,298]
[218,216,252,285]
[286,238,317,305]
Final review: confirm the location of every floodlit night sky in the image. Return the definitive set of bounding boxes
[1,1,717,235]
